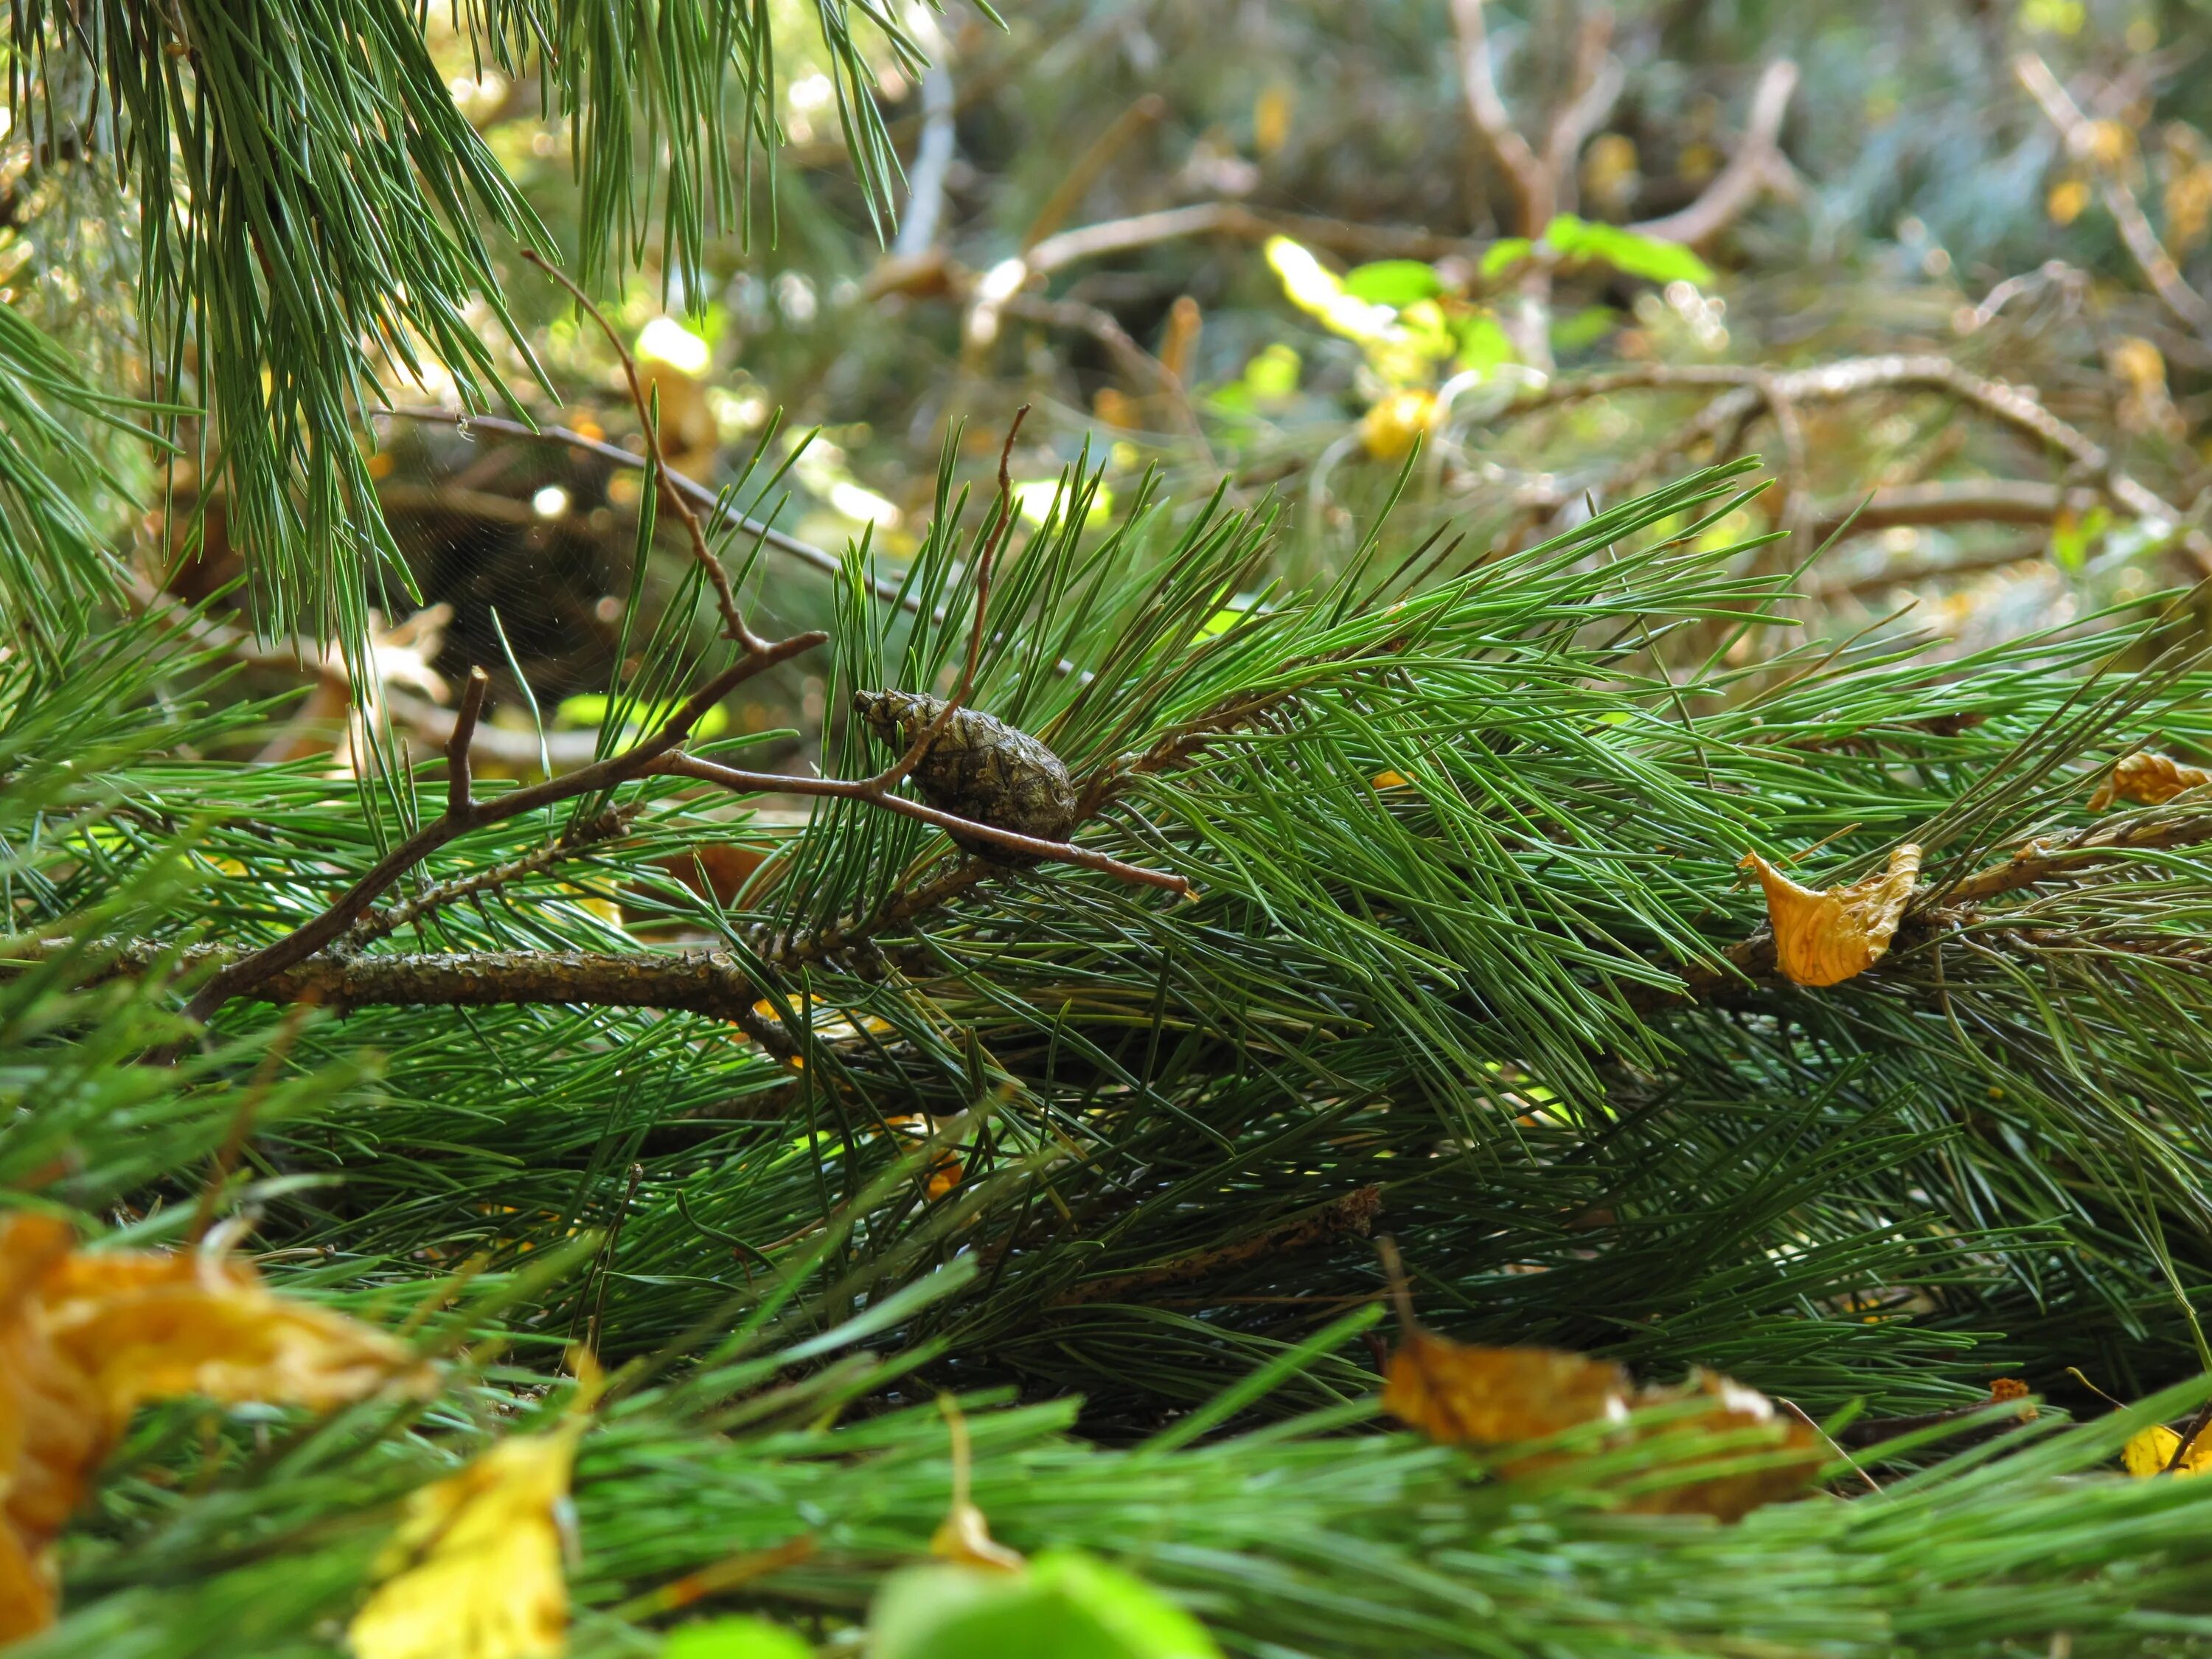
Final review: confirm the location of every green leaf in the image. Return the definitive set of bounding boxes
[1240,343,1303,400]
[664,1617,815,1658]
[1480,237,1537,278]
[555,693,730,741]
[870,1553,1223,1659]
[1340,260,1445,307]
[1542,215,1717,286]
[1454,312,1517,373]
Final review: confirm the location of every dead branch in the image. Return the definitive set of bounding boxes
[1804,479,2093,546]
[1495,355,2212,573]
[2015,52,2211,338]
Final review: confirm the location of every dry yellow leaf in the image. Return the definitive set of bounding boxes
[2090,751,2212,810]
[1741,844,1921,987]
[349,1422,583,1659]
[1360,389,1438,462]
[2122,1423,2212,1478]
[0,1213,431,1640]
[1253,83,1293,157]
[1371,770,1411,790]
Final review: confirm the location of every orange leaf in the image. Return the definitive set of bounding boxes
[1741,844,1921,987]
[1382,1333,1631,1445]
[2090,751,2212,811]
[1382,1329,1820,1521]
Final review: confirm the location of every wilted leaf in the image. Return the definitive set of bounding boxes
[1382,1328,1821,1521]
[931,1499,1026,1572]
[1383,1332,1631,1445]
[348,1422,584,1659]
[1615,1371,1826,1523]
[1741,844,1921,987]
[869,1551,1221,1659]
[0,1213,432,1640]
[2122,1424,2212,1478]
[2090,751,2212,810]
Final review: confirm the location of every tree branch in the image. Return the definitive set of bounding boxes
[1627,60,1801,246]
[1449,0,1549,234]
[2015,52,2211,338]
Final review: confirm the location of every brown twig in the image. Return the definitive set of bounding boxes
[522,249,765,652]
[1494,355,2212,573]
[2015,52,2211,338]
[1048,1186,1382,1308]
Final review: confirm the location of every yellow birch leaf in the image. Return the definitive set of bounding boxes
[2123,1424,2212,1478]
[1741,844,1921,987]
[349,1422,584,1659]
[1382,1332,1632,1447]
[2090,751,2212,811]
[1,1214,433,1641]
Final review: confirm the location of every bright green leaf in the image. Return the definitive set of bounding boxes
[869,1552,1222,1659]
[1542,215,1716,287]
[555,693,728,741]
[1340,260,1445,307]
[1240,343,1302,399]
[1454,312,1517,373]
[664,1616,815,1659]
[1480,237,1536,279]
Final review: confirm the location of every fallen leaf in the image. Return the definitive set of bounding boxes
[1615,1370,1825,1523]
[349,1422,583,1659]
[1741,844,1921,987]
[0,1213,432,1640]
[2090,751,2212,810]
[1383,1333,1630,1447]
[1382,1328,1820,1520]
[2122,1423,2212,1478]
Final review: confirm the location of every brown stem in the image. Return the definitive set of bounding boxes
[1626,61,1801,246]
[445,667,490,818]
[1450,0,1548,234]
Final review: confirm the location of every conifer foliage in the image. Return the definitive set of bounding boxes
[10,4,2212,1655]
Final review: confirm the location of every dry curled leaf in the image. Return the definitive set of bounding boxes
[855,692,1079,863]
[2089,751,2212,811]
[1383,1335,1631,1447]
[1742,844,1921,987]
[1382,1329,1821,1521]
[348,1422,583,1659]
[0,1213,431,1639]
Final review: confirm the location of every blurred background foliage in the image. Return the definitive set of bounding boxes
[9,0,2208,759]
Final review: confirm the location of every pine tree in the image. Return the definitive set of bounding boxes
[9,3,2212,1655]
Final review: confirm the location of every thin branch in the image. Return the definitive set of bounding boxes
[653,751,1192,895]
[445,667,490,817]
[347,809,631,947]
[2016,52,2211,338]
[521,250,765,651]
[1497,355,2212,573]
[1627,60,1801,246]
[1048,1186,1382,1307]
[1804,479,2092,546]
[1541,10,1624,218]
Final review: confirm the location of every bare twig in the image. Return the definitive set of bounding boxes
[1627,60,1801,246]
[1541,10,1624,219]
[1495,355,2212,573]
[2016,52,2211,338]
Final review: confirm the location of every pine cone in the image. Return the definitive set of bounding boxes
[854,690,1078,863]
